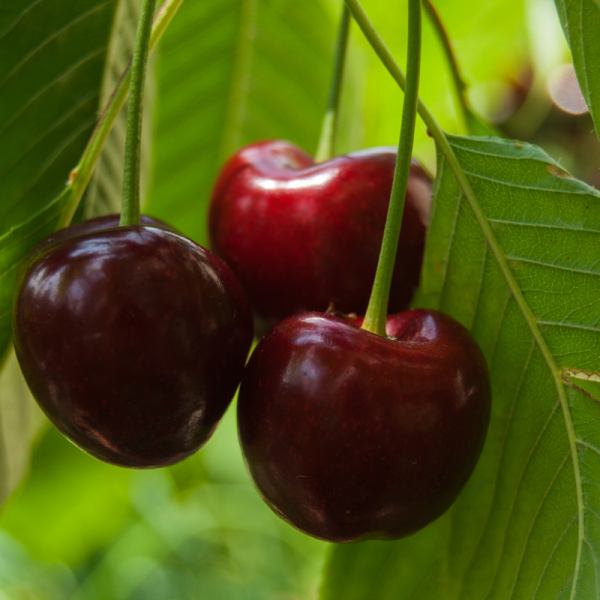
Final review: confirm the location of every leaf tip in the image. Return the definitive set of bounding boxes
[546,164,574,180]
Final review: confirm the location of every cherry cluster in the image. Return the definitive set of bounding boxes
[12,0,491,546]
[12,139,490,542]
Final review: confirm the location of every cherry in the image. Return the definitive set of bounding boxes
[237,309,491,542]
[13,222,253,468]
[209,140,432,327]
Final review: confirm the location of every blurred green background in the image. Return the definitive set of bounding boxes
[1,0,599,598]
[0,402,327,599]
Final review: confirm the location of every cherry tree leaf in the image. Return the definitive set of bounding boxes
[0,0,120,235]
[0,0,143,504]
[145,0,336,245]
[554,0,600,137]
[320,135,600,599]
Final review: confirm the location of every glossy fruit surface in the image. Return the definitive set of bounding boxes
[238,309,491,542]
[209,140,431,326]
[14,224,253,468]
[18,214,175,273]
[33,213,174,249]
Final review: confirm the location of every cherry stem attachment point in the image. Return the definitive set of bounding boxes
[315,4,351,163]
[120,0,157,227]
[361,0,421,337]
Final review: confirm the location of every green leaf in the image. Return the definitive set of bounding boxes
[0,0,146,505]
[146,0,336,245]
[0,0,121,234]
[0,189,70,381]
[320,135,600,599]
[0,0,123,358]
[554,0,600,137]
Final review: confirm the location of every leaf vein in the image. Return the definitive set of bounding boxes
[456,341,536,598]
[531,513,578,600]
[485,400,561,597]
[506,255,600,277]
[537,320,600,334]
[508,452,572,600]
[489,218,600,234]
[461,168,594,196]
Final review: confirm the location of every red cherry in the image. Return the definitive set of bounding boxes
[13,221,253,468]
[209,140,431,327]
[237,309,491,542]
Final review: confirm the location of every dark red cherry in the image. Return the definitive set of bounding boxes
[13,224,253,468]
[237,309,491,542]
[209,140,431,326]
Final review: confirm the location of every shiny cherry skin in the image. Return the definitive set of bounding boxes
[17,213,175,273]
[209,140,432,326]
[237,309,491,542]
[31,213,175,251]
[14,224,253,468]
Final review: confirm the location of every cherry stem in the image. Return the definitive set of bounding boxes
[120,0,157,227]
[57,0,183,231]
[361,0,421,337]
[422,0,473,133]
[315,5,351,163]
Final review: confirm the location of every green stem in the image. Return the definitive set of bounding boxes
[57,0,184,230]
[344,0,514,314]
[345,0,565,386]
[314,4,351,163]
[120,0,157,226]
[361,0,421,337]
[346,0,533,338]
[422,0,472,133]
[344,0,451,190]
